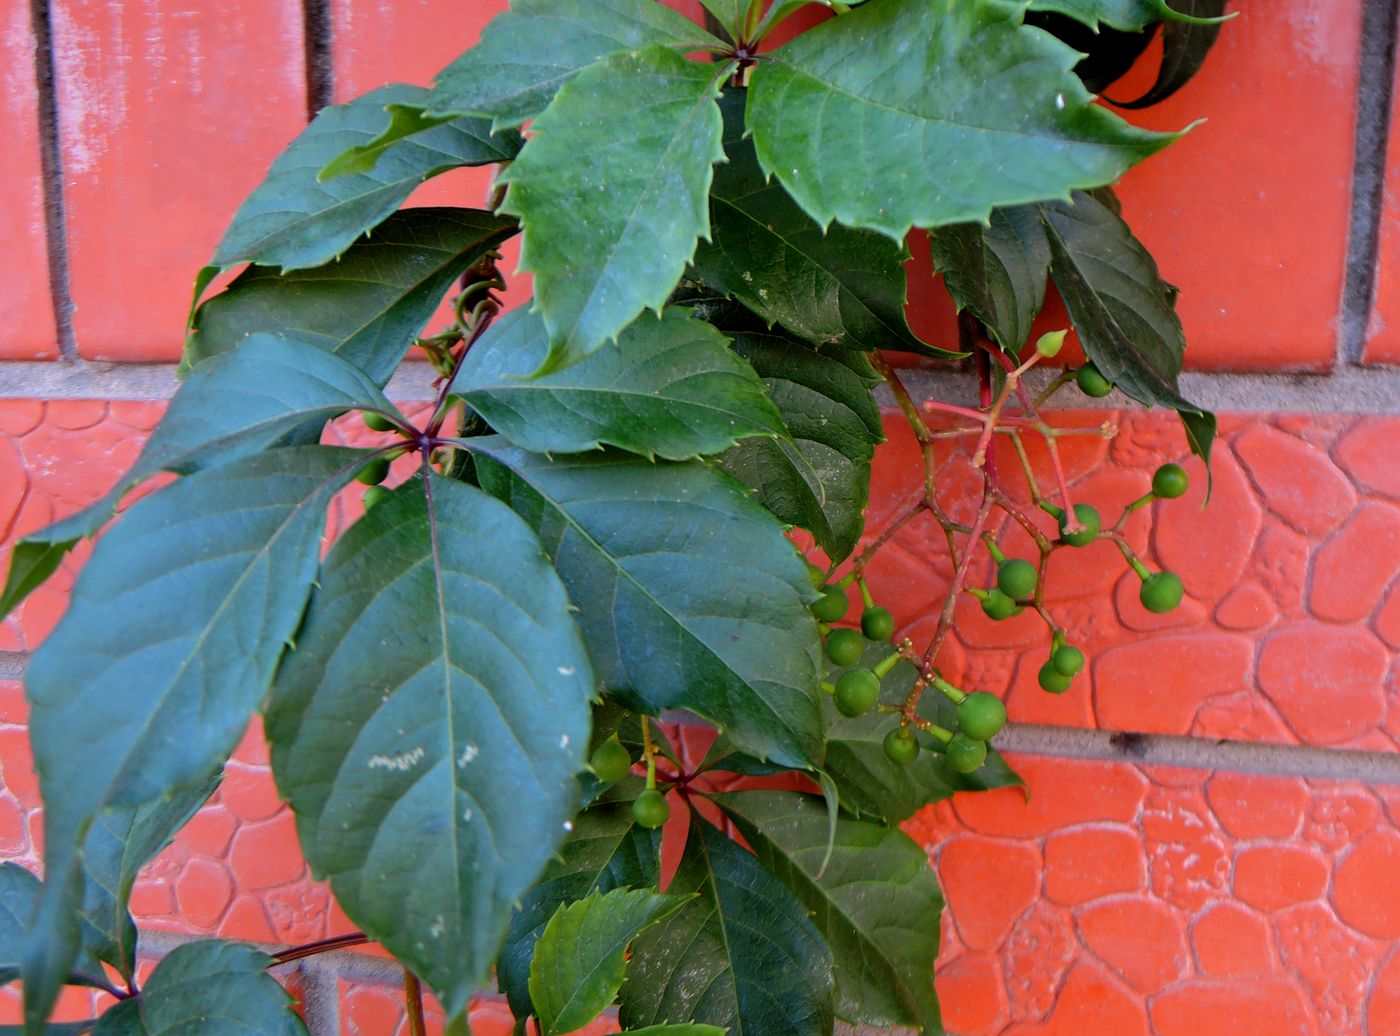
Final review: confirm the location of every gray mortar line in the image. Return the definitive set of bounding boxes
[0,652,26,680]
[998,723,1400,785]
[0,361,1398,412]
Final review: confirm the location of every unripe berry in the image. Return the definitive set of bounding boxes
[834,669,880,717]
[1057,504,1101,547]
[632,788,670,829]
[956,692,1007,741]
[861,605,895,642]
[946,733,987,774]
[825,628,865,667]
[1038,661,1072,694]
[980,588,1022,621]
[997,558,1037,601]
[363,411,396,432]
[356,456,391,486]
[1140,571,1184,613]
[1051,645,1085,677]
[883,727,919,765]
[589,736,632,785]
[1151,463,1189,499]
[1075,362,1114,398]
[811,586,848,622]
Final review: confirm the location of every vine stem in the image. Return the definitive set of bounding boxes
[405,970,427,1036]
[270,932,370,966]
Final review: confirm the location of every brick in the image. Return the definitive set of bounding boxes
[53,1,307,360]
[939,756,1147,839]
[1004,963,1148,1036]
[1150,979,1318,1035]
[937,836,1040,951]
[1305,790,1383,854]
[1234,425,1355,535]
[1094,633,1252,735]
[0,0,58,359]
[1043,827,1145,906]
[226,809,305,890]
[1333,418,1400,499]
[1153,445,1260,600]
[174,857,234,930]
[1377,581,1400,650]
[1247,522,1312,615]
[1205,773,1306,840]
[1000,901,1076,1020]
[1113,1,1359,371]
[1309,503,1400,623]
[1077,898,1188,993]
[1233,845,1328,913]
[1191,903,1275,978]
[220,764,286,822]
[1333,831,1400,939]
[176,803,238,859]
[1368,950,1400,1035]
[1143,786,1230,913]
[1257,624,1389,745]
[1275,903,1384,1033]
[934,955,1003,1035]
[1213,581,1277,631]
[217,893,278,944]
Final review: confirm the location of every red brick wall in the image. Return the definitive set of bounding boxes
[3,2,1400,1033]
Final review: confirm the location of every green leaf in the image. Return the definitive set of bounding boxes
[473,441,823,770]
[695,90,944,356]
[0,865,45,986]
[1111,0,1228,108]
[698,0,748,39]
[719,331,883,561]
[416,0,724,131]
[715,791,943,1032]
[212,84,519,273]
[0,1023,98,1035]
[929,206,1051,352]
[746,0,1177,239]
[1038,191,1214,461]
[187,208,517,384]
[21,447,363,1030]
[621,1028,728,1036]
[497,778,663,1020]
[90,941,307,1035]
[500,47,728,374]
[458,307,785,460]
[266,473,594,1021]
[620,815,834,1036]
[79,780,217,981]
[0,540,73,623]
[530,889,688,1036]
[1028,0,1170,31]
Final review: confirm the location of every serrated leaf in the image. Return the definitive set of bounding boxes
[21,447,363,1030]
[1111,0,1228,108]
[620,815,834,1036]
[473,441,823,770]
[715,791,943,1032]
[1038,191,1213,461]
[266,473,594,1020]
[79,780,217,980]
[418,0,724,131]
[498,778,662,1020]
[698,0,748,39]
[530,889,688,1036]
[695,90,945,356]
[500,47,728,374]
[213,84,519,273]
[187,208,516,384]
[746,0,1177,240]
[458,307,785,460]
[1029,0,1177,31]
[90,941,306,1035]
[719,331,883,561]
[929,206,1051,352]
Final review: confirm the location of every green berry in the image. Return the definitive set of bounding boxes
[806,561,827,589]
[1152,463,1189,499]
[589,736,632,785]
[812,586,849,622]
[997,558,1038,601]
[1076,362,1114,398]
[825,628,865,667]
[1038,660,1073,694]
[956,692,1007,741]
[980,587,1022,621]
[362,485,390,510]
[861,605,895,642]
[632,788,670,829]
[946,733,988,774]
[363,411,396,432]
[1140,571,1184,613]
[1057,504,1101,547]
[834,669,881,717]
[356,456,391,486]
[883,727,920,765]
[1035,329,1067,358]
[1051,645,1085,677]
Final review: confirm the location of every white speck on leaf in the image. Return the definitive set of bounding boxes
[458,744,479,767]
[368,746,425,771]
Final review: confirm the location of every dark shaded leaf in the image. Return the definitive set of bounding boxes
[719,331,883,561]
[1111,0,1229,108]
[458,307,784,460]
[266,474,594,1021]
[1024,12,1158,95]
[474,441,823,770]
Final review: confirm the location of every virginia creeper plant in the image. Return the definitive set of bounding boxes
[0,0,1228,1032]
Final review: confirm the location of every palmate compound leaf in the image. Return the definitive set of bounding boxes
[529,888,690,1036]
[746,0,1178,241]
[90,941,306,1036]
[21,447,366,1030]
[472,439,824,770]
[186,207,517,383]
[265,473,594,1022]
[212,84,520,273]
[499,46,729,374]
[1111,0,1229,108]
[694,90,950,357]
[620,814,835,1036]
[497,778,663,1020]
[714,791,943,1032]
[456,306,786,460]
[1027,0,1209,31]
[718,330,884,562]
